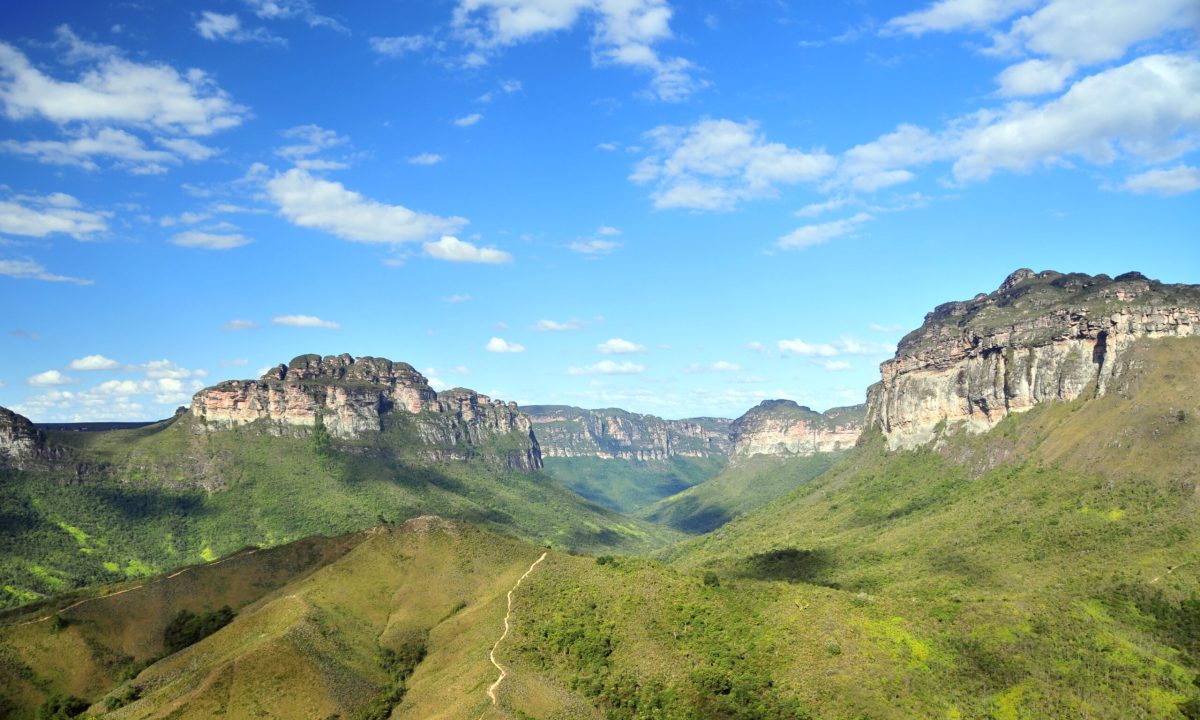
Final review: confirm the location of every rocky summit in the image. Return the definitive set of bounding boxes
[190,353,542,470]
[866,269,1200,448]
[0,406,58,470]
[729,400,865,459]
[523,405,732,461]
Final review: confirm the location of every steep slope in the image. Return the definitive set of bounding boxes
[0,356,676,609]
[730,401,864,459]
[668,306,1200,716]
[525,405,731,512]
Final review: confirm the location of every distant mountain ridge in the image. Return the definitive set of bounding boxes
[522,405,732,461]
[866,269,1200,448]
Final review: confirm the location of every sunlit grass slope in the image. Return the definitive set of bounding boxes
[636,452,841,534]
[1,414,677,609]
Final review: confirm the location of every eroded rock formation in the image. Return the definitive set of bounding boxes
[729,400,864,459]
[0,406,58,470]
[191,353,542,470]
[866,269,1200,449]
[523,405,731,461]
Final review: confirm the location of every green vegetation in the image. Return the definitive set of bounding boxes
[638,453,841,533]
[541,454,726,513]
[0,413,676,608]
[162,605,235,654]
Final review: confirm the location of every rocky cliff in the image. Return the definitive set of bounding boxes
[522,405,732,462]
[866,269,1200,449]
[0,406,59,470]
[190,353,542,470]
[729,400,865,459]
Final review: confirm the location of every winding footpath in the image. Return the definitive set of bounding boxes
[483,551,548,711]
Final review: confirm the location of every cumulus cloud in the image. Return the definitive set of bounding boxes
[272,314,340,329]
[0,193,109,239]
[0,27,247,136]
[597,338,646,354]
[68,354,121,371]
[28,369,76,387]
[266,168,467,244]
[0,258,92,285]
[1120,164,1200,196]
[778,212,872,250]
[370,35,431,57]
[2,128,218,174]
[567,360,645,375]
[424,235,512,263]
[452,0,702,101]
[170,230,252,249]
[485,337,525,353]
[886,0,1037,35]
[534,319,584,332]
[408,152,443,165]
[631,119,835,210]
[567,239,620,255]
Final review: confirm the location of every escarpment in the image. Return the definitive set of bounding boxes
[523,405,731,461]
[866,269,1200,449]
[729,400,865,459]
[0,406,60,470]
[190,353,542,470]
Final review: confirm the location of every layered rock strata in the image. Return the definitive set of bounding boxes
[191,353,542,470]
[729,400,865,459]
[522,405,732,461]
[866,269,1200,449]
[0,406,59,470]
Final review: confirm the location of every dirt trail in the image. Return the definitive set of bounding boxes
[483,551,548,711]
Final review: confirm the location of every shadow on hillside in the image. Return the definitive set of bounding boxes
[731,548,834,585]
[644,496,732,534]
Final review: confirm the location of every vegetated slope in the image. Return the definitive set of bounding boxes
[636,452,842,534]
[669,337,1200,717]
[0,411,675,609]
[540,454,726,513]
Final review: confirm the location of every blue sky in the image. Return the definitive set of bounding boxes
[2,0,1198,422]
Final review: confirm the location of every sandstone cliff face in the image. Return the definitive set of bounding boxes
[191,354,542,470]
[866,270,1200,449]
[730,400,864,459]
[523,405,731,462]
[0,406,58,470]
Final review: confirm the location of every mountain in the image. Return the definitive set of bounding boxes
[668,269,1200,717]
[0,354,675,609]
[730,400,864,458]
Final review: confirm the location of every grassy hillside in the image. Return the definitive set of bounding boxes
[0,413,677,609]
[637,452,841,533]
[668,337,1200,717]
[541,455,726,513]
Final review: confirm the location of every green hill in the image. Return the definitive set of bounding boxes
[540,454,727,513]
[0,411,676,610]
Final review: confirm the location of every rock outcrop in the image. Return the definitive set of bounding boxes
[523,405,731,462]
[729,400,865,459]
[0,406,58,470]
[866,269,1200,449]
[190,353,542,470]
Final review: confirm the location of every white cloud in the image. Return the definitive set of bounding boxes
[778,212,872,250]
[266,168,467,244]
[597,338,646,354]
[0,28,248,136]
[370,35,431,57]
[534,318,584,332]
[140,360,208,380]
[408,152,443,165]
[196,11,285,44]
[0,194,108,239]
[596,225,621,236]
[886,0,1037,35]
[277,124,348,161]
[170,230,252,249]
[69,354,121,371]
[222,319,258,331]
[477,79,523,102]
[454,112,483,127]
[452,0,702,101]
[795,195,855,218]
[442,293,473,303]
[1,128,216,174]
[778,337,895,357]
[241,0,347,32]
[995,58,1076,96]
[778,339,839,357]
[424,235,513,263]
[686,360,742,373]
[1120,165,1200,196]
[823,360,853,371]
[272,314,340,329]
[0,258,92,285]
[485,337,526,353]
[567,239,620,254]
[567,360,645,375]
[631,119,835,210]
[28,369,75,387]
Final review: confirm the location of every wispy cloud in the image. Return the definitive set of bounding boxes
[272,314,340,329]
